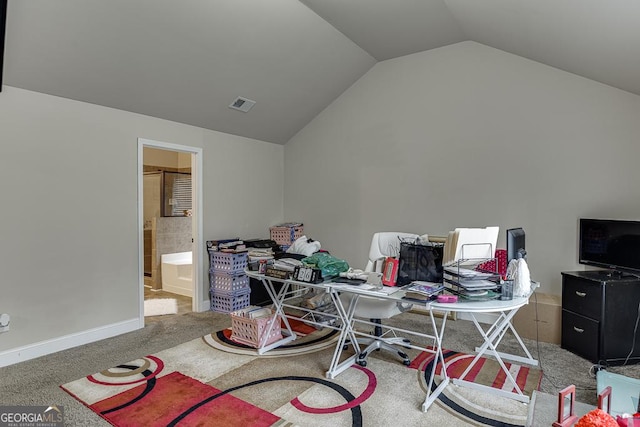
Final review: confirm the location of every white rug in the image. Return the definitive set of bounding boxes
[144,298,178,316]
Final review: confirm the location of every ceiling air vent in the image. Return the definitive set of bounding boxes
[228,96,256,113]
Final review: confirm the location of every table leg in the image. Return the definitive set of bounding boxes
[326,292,361,379]
[255,277,297,354]
[453,309,530,402]
[472,311,538,366]
[422,309,451,412]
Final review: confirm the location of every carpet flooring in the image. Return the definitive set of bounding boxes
[61,327,539,426]
[2,309,640,426]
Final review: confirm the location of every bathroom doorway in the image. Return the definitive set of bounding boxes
[138,139,204,326]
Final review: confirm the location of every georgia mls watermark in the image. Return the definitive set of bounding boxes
[0,406,64,427]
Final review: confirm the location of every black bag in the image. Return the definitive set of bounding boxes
[397,243,444,286]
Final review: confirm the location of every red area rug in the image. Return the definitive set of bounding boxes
[89,371,279,427]
[61,320,348,427]
[409,348,542,397]
[409,348,542,426]
[61,327,536,426]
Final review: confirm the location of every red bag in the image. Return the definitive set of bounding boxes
[476,249,507,277]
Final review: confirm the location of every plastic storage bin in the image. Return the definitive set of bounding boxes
[230,310,283,348]
[210,289,250,313]
[209,251,248,274]
[269,223,304,246]
[210,272,250,294]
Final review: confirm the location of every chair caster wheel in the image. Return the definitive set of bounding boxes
[357,360,367,367]
[398,351,409,360]
[343,345,349,351]
[403,359,411,366]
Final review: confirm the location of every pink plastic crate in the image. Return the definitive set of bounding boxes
[230,311,283,348]
[269,224,304,246]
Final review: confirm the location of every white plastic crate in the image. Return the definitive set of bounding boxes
[210,289,250,313]
[209,251,248,274]
[230,309,282,348]
[210,272,250,294]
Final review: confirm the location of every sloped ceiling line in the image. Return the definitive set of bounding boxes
[3,0,639,144]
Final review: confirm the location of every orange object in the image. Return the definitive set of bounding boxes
[575,408,618,427]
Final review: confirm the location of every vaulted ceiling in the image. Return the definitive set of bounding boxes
[4,0,639,144]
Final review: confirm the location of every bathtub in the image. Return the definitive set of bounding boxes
[161,251,193,297]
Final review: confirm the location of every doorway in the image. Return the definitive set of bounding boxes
[137,138,204,327]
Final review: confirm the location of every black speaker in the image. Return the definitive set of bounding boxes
[0,0,7,92]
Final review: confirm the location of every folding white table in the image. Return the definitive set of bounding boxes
[246,270,357,378]
[326,282,448,412]
[246,272,451,412]
[429,286,539,404]
[246,270,538,412]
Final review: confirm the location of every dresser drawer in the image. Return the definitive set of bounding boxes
[562,275,602,320]
[561,310,600,362]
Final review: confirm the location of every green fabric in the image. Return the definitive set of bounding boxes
[302,253,349,279]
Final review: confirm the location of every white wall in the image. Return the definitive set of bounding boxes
[284,41,640,295]
[0,87,283,363]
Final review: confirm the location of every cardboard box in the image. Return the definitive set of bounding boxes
[513,293,562,344]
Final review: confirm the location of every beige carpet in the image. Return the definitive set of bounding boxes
[61,328,534,426]
[8,308,640,426]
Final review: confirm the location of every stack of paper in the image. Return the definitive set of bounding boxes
[272,258,303,272]
[248,248,274,263]
[403,281,444,301]
[235,306,273,319]
[443,267,494,278]
[441,227,501,300]
[442,226,499,266]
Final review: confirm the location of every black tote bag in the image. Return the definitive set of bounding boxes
[396,243,444,286]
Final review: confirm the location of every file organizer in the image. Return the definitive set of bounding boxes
[443,226,499,266]
[443,242,502,300]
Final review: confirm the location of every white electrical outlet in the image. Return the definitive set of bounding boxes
[0,313,10,333]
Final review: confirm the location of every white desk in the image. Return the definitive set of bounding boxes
[429,289,539,405]
[244,270,347,356]
[246,270,538,412]
[245,269,383,385]
[326,281,447,412]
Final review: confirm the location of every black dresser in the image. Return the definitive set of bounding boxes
[561,271,640,365]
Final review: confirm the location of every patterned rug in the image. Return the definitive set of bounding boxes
[204,317,341,357]
[61,325,539,426]
[410,349,542,426]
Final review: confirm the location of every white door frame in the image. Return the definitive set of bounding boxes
[137,138,204,327]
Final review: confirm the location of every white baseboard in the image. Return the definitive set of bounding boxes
[0,318,140,368]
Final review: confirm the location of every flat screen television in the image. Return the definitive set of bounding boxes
[579,218,640,275]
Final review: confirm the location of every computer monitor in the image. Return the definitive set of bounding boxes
[507,228,526,262]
